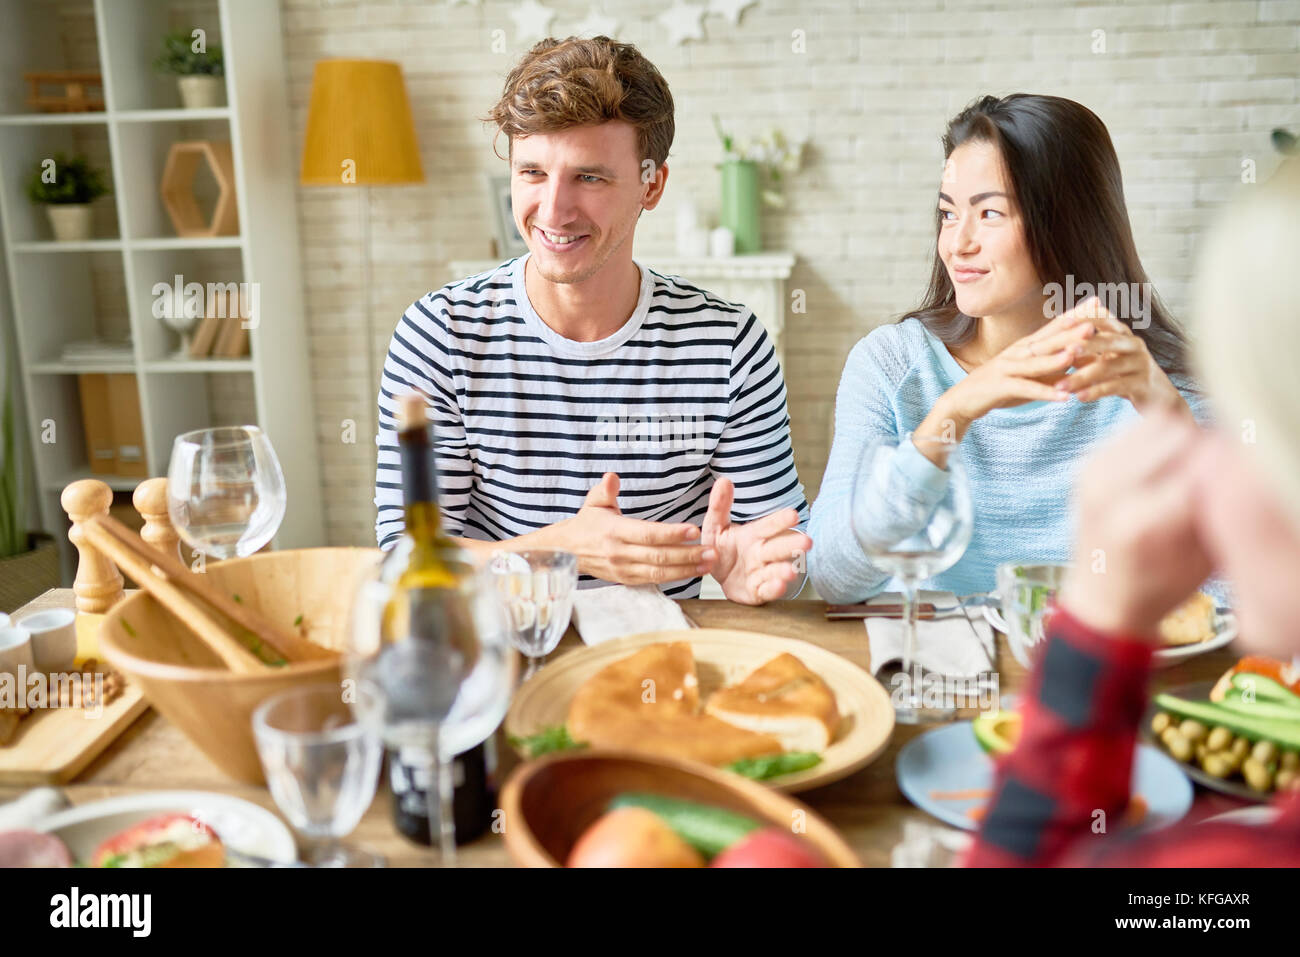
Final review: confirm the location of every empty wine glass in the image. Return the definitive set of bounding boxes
[168,425,287,560]
[252,681,386,868]
[487,550,577,680]
[851,434,974,723]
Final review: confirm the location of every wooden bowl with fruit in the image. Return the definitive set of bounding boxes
[499,749,861,867]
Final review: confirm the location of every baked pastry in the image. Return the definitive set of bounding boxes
[567,643,783,765]
[705,653,841,752]
[1159,592,1216,646]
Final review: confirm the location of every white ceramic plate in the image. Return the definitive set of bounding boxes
[896,722,1193,832]
[36,791,297,866]
[984,605,1237,668]
[1200,806,1281,827]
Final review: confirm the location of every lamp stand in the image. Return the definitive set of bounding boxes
[360,184,376,451]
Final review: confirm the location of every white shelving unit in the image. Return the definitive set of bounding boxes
[0,0,323,577]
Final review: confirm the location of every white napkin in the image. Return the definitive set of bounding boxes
[890,819,972,868]
[865,590,995,678]
[0,787,69,830]
[571,583,693,646]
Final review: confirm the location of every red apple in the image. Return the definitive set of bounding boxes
[710,828,827,868]
[567,808,705,868]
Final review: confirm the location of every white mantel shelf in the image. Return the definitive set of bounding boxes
[448,251,797,359]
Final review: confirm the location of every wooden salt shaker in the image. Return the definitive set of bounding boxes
[60,479,125,614]
[133,477,183,565]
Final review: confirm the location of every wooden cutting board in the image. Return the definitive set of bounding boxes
[0,685,148,785]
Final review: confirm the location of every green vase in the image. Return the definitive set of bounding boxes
[720,159,761,254]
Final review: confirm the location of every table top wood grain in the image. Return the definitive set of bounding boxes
[0,590,1245,867]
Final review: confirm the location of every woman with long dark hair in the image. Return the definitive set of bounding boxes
[809,94,1207,602]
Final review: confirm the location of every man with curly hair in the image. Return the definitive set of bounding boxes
[374,36,809,604]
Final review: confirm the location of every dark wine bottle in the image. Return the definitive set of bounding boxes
[388,739,497,846]
[378,394,497,847]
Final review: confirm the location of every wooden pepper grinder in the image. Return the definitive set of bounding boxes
[133,477,183,565]
[61,479,125,614]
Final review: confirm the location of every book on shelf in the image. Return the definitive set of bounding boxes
[61,338,133,364]
[76,373,116,475]
[76,373,147,478]
[187,287,250,359]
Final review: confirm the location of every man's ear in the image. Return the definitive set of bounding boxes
[641,160,669,212]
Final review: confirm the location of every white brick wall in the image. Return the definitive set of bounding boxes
[271,0,1300,546]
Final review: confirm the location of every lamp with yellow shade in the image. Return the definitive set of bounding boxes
[300,59,424,447]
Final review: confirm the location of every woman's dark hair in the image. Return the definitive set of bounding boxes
[905,93,1192,379]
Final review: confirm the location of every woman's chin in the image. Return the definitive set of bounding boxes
[953,292,992,318]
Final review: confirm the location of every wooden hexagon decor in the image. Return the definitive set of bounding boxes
[160,140,239,237]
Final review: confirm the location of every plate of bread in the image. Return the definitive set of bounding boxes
[984,590,1236,667]
[505,629,895,793]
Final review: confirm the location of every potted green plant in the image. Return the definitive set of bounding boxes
[0,374,59,614]
[154,31,225,109]
[25,152,110,242]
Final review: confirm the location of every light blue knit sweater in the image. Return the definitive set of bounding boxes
[809,318,1213,602]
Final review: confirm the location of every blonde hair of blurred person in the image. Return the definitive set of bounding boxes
[1059,158,1300,660]
[1189,157,1300,658]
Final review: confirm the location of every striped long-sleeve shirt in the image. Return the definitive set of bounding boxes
[374,253,809,598]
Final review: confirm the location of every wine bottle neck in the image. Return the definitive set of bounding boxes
[399,424,441,536]
[405,500,444,542]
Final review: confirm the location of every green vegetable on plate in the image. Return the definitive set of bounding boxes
[508,724,587,758]
[725,751,822,780]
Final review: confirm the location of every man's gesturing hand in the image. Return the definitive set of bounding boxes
[701,477,812,605]
[560,472,715,586]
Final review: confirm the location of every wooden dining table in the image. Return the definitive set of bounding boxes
[0,589,1249,867]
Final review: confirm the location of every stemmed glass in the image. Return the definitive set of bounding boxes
[851,434,974,723]
[252,681,386,868]
[346,544,515,863]
[167,425,287,560]
[487,550,577,681]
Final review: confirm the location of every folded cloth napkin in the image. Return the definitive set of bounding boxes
[865,590,995,678]
[890,819,973,868]
[0,787,69,830]
[571,583,694,646]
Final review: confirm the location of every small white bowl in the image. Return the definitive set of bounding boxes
[15,608,77,673]
[0,625,36,685]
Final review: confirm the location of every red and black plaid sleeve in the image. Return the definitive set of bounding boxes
[965,607,1300,867]
[964,606,1153,866]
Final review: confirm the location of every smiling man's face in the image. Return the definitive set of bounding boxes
[511,120,667,285]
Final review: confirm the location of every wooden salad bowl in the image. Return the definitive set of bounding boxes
[499,749,862,867]
[98,547,382,784]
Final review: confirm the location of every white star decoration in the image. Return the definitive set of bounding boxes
[707,0,756,26]
[510,0,555,44]
[573,5,620,38]
[657,1,706,45]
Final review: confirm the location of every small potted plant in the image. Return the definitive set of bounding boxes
[154,30,225,109]
[25,152,110,242]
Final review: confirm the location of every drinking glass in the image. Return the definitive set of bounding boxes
[851,434,974,723]
[487,550,577,680]
[346,544,515,863]
[996,561,1071,668]
[252,681,386,868]
[167,425,286,560]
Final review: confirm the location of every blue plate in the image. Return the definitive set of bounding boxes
[896,721,1193,831]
